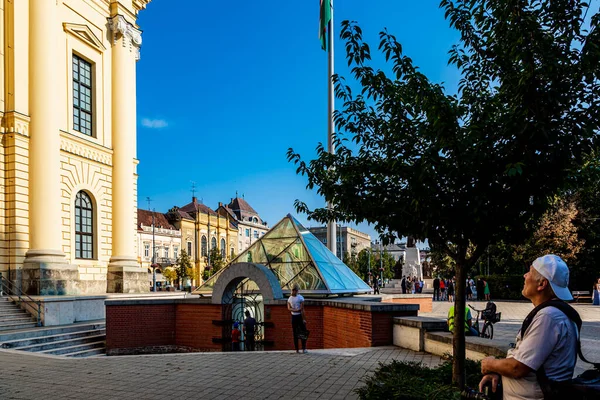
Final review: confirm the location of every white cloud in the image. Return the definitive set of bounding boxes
[141,118,168,129]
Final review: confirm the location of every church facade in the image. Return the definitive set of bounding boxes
[0,0,151,294]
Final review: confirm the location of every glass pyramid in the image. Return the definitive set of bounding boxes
[193,214,372,295]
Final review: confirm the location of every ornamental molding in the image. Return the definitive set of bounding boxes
[63,23,106,52]
[2,112,30,137]
[60,133,113,166]
[107,15,142,60]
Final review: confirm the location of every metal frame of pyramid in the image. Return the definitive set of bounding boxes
[192,214,371,296]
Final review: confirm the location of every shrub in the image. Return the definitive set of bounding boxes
[355,359,482,399]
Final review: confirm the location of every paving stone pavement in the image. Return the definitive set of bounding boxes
[0,347,441,400]
[423,299,600,374]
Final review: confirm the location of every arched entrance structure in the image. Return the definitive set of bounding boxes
[211,262,283,304]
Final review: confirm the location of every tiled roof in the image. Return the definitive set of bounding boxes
[227,197,258,215]
[180,197,217,216]
[178,210,193,220]
[138,209,176,230]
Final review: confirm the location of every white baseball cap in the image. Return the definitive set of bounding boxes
[532,254,573,301]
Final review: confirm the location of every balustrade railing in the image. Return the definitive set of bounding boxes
[0,273,43,326]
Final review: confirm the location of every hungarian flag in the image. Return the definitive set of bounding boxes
[320,0,332,51]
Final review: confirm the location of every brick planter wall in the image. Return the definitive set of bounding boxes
[106,303,176,352]
[175,304,222,351]
[383,297,433,312]
[106,298,419,354]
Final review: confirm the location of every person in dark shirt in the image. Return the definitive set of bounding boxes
[243,310,256,351]
[433,277,440,301]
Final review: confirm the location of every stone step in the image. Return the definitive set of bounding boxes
[39,340,105,356]
[2,329,106,349]
[0,316,36,326]
[0,321,105,342]
[0,312,32,321]
[66,346,106,358]
[17,333,106,352]
[0,321,38,332]
[0,309,29,316]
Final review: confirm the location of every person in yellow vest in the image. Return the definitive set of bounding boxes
[448,305,478,336]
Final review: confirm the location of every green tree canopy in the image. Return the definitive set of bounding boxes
[288,0,600,386]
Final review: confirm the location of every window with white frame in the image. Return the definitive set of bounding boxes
[174,246,179,260]
[187,241,192,256]
[220,238,226,258]
[201,236,207,257]
[253,230,258,238]
[245,228,250,237]
[144,243,150,258]
[163,246,169,258]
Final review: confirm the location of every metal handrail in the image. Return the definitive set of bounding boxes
[0,273,43,327]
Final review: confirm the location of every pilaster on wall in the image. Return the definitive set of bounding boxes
[0,113,31,276]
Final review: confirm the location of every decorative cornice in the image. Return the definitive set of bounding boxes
[60,132,113,166]
[107,15,142,60]
[133,0,152,13]
[1,112,31,137]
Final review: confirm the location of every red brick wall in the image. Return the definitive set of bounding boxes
[263,305,324,350]
[106,301,418,353]
[106,304,176,350]
[383,297,432,312]
[175,304,222,351]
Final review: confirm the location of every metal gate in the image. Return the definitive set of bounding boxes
[221,278,264,351]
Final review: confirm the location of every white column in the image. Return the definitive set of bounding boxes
[107,15,146,292]
[28,0,61,252]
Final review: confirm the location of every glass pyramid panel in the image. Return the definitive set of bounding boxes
[261,238,300,262]
[193,214,371,295]
[265,217,298,239]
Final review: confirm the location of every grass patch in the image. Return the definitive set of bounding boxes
[355,358,482,399]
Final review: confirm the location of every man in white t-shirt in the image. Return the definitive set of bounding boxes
[287,284,308,353]
[478,254,577,400]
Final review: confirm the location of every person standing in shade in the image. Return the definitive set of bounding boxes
[593,278,600,306]
[477,277,485,301]
[401,275,407,294]
[287,284,308,354]
[243,310,256,351]
[373,277,380,295]
[231,322,241,351]
[484,279,491,301]
[433,277,440,301]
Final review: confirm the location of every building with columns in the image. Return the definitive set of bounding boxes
[0,0,152,294]
[166,197,238,286]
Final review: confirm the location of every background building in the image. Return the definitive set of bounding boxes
[217,196,269,254]
[167,197,237,285]
[137,209,181,288]
[0,0,151,294]
[308,226,371,259]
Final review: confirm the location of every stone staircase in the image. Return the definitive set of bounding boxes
[0,321,106,357]
[0,296,38,331]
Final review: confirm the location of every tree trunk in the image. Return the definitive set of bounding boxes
[452,258,468,388]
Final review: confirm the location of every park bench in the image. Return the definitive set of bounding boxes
[572,291,592,303]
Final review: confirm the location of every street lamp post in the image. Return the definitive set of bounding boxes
[152,209,156,292]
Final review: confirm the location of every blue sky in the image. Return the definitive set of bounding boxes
[135,1,461,242]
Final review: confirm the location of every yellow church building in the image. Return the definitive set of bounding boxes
[0,0,152,295]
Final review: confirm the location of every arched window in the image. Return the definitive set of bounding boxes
[220,238,226,258]
[211,237,217,250]
[201,236,207,257]
[75,191,93,259]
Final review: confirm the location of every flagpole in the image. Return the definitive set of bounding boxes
[326,0,337,257]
